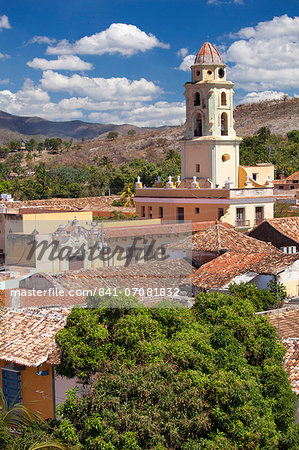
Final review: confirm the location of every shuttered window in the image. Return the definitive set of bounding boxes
[2,367,22,407]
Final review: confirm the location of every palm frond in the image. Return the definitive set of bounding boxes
[28,441,70,450]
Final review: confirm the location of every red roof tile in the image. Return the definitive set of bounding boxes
[256,217,299,244]
[192,250,298,290]
[0,307,70,366]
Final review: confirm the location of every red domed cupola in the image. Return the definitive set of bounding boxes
[194,42,222,65]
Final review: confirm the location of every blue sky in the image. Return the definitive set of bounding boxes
[0,0,298,126]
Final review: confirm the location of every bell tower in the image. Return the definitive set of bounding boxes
[181,42,241,188]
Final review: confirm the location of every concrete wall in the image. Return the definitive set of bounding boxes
[278,260,299,297]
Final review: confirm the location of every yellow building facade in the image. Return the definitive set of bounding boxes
[135,42,275,230]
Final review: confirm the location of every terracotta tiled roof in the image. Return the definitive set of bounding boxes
[104,221,214,239]
[262,217,299,244]
[192,223,277,253]
[267,309,299,395]
[268,308,299,339]
[192,250,298,290]
[282,339,299,395]
[194,42,222,64]
[18,259,193,307]
[286,171,299,181]
[172,223,276,253]
[0,307,70,366]
[5,196,120,212]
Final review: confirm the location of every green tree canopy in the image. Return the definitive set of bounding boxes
[42,290,299,449]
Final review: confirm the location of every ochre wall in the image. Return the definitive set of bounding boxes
[22,211,93,234]
[0,361,54,419]
[136,201,229,222]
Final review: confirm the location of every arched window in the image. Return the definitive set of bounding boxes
[194,113,203,137]
[221,92,227,106]
[221,112,228,136]
[194,92,200,106]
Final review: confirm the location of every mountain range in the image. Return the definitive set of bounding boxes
[0,97,298,145]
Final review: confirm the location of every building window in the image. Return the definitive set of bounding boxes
[177,207,184,222]
[194,92,200,106]
[194,113,203,137]
[195,207,200,214]
[221,112,228,136]
[141,206,145,217]
[290,185,294,189]
[218,68,225,79]
[252,173,258,181]
[255,206,264,225]
[159,206,163,218]
[196,70,200,77]
[236,207,246,227]
[196,164,200,172]
[218,208,224,219]
[207,70,212,75]
[148,206,152,219]
[1,367,22,407]
[221,92,227,106]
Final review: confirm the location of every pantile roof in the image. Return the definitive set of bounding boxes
[286,171,299,181]
[19,259,193,306]
[192,250,298,290]
[259,217,299,244]
[268,308,299,339]
[105,221,215,239]
[282,339,299,395]
[266,308,299,395]
[0,307,70,366]
[171,223,276,253]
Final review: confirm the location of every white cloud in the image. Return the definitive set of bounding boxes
[0,74,178,125]
[88,101,185,127]
[27,55,93,71]
[40,70,162,101]
[240,90,288,104]
[0,79,185,124]
[177,48,188,58]
[177,53,195,71]
[0,15,11,30]
[225,15,299,91]
[28,35,57,45]
[46,23,169,56]
[0,52,9,60]
[0,81,84,120]
[0,78,9,84]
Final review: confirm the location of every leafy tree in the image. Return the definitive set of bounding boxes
[50,291,298,449]
[100,156,112,170]
[6,140,21,152]
[0,148,8,159]
[25,139,37,153]
[34,163,50,199]
[128,129,136,136]
[107,131,119,140]
[287,130,299,143]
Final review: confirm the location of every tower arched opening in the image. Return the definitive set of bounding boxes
[194,113,203,137]
[194,92,200,106]
[221,112,228,136]
[221,92,227,106]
